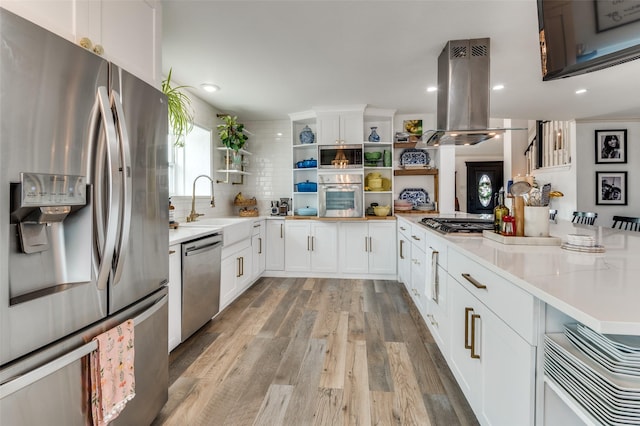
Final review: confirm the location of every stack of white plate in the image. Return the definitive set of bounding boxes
[562,234,605,253]
[565,324,640,376]
[567,234,597,247]
[544,328,640,425]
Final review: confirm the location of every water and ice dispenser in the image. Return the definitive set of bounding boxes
[9,173,91,303]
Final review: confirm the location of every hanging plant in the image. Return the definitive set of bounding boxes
[162,68,194,147]
[217,115,248,152]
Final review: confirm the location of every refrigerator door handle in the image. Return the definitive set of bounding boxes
[0,340,97,399]
[133,294,167,324]
[110,91,132,286]
[95,86,122,291]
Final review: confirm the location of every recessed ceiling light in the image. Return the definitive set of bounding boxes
[575,88,587,94]
[492,84,505,91]
[201,83,220,93]
[426,86,437,93]
[276,132,283,137]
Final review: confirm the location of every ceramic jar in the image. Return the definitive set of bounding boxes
[299,125,315,144]
[368,127,380,142]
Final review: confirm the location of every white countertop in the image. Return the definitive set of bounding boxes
[168,216,280,246]
[398,214,640,335]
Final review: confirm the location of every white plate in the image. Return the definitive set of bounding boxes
[566,325,640,367]
[565,328,640,377]
[578,324,640,354]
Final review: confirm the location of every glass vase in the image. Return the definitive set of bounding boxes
[231,151,243,170]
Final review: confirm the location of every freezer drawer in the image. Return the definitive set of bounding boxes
[0,289,168,425]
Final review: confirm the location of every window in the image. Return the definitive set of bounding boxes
[168,124,213,196]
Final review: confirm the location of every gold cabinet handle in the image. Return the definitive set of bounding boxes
[369,237,372,252]
[462,273,487,290]
[471,313,481,359]
[307,235,311,251]
[399,240,405,259]
[169,249,176,255]
[399,226,406,231]
[236,257,242,278]
[365,236,368,252]
[311,236,315,251]
[280,223,284,238]
[431,249,439,303]
[412,235,421,241]
[241,256,244,276]
[258,237,262,254]
[464,307,473,350]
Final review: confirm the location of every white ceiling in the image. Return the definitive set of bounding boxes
[162,0,640,122]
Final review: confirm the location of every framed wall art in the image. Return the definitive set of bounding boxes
[596,0,640,32]
[403,119,423,136]
[595,129,627,163]
[596,171,627,205]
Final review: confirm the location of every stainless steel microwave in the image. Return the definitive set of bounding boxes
[318,145,363,169]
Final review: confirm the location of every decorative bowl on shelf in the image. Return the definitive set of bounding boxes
[373,205,391,217]
[364,151,382,161]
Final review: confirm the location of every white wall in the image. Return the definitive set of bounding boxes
[576,119,640,226]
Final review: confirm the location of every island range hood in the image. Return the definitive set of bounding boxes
[421,38,524,146]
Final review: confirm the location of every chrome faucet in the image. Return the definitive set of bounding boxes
[186,174,215,222]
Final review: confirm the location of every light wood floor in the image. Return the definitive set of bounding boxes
[152,277,479,426]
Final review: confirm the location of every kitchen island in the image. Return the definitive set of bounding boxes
[396,213,640,425]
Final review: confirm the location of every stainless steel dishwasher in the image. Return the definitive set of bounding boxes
[181,232,223,341]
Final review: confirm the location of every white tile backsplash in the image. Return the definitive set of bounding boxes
[169,119,293,221]
[244,120,293,215]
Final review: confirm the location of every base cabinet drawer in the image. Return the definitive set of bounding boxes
[448,247,537,345]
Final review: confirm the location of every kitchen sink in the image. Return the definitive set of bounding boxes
[180,217,253,246]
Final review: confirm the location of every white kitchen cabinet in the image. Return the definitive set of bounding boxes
[220,238,252,310]
[316,108,364,144]
[2,0,161,87]
[285,221,338,273]
[424,232,449,355]
[409,244,428,317]
[397,218,412,287]
[168,244,182,352]
[251,220,266,279]
[97,0,160,87]
[265,219,285,271]
[339,221,396,275]
[448,260,536,426]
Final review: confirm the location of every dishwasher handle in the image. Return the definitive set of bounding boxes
[184,240,222,256]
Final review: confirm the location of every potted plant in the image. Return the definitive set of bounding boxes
[162,68,194,147]
[217,115,249,169]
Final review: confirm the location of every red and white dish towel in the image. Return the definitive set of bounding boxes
[90,319,136,426]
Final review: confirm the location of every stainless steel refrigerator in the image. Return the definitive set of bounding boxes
[0,8,169,425]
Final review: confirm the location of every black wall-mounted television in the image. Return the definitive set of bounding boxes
[538,0,640,80]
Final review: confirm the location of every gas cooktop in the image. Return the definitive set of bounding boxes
[420,217,493,234]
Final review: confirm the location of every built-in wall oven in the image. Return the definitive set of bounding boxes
[318,173,363,217]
